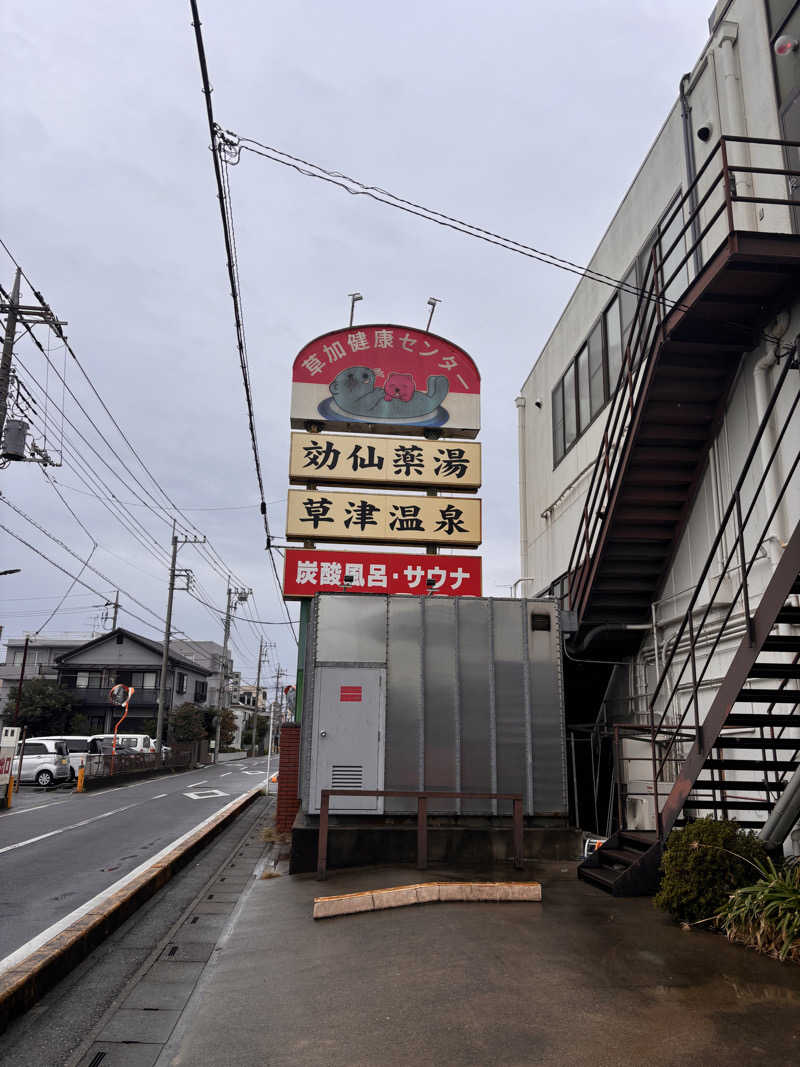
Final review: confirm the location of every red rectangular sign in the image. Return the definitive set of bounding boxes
[283,548,482,599]
[340,686,363,702]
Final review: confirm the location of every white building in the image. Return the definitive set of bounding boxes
[517,0,800,891]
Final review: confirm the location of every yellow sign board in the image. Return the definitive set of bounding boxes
[286,489,481,548]
[289,433,481,492]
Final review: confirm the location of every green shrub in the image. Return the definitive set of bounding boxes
[654,817,767,923]
[716,857,800,963]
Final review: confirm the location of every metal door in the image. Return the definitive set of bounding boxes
[311,667,385,814]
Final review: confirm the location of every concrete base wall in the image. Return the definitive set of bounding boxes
[290,813,583,874]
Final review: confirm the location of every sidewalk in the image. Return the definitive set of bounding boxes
[139,858,800,1067]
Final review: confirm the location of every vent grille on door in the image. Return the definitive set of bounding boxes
[331,765,363,790]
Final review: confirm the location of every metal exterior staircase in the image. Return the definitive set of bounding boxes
[567,136,800,656]
[578,346,799,894]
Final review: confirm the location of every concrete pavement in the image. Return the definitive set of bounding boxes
[72,856,800,1066]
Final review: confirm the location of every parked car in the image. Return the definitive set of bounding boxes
[36,735,89,780]
[87,733,156,756]
[14,738,70,787]
[84,737,142,775]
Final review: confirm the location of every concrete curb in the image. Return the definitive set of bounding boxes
[0,786,263,1033]
[313,881,542,919]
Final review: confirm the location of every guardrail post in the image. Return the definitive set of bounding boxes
[317,790,330,880]
[77,761,85,793]
[512,798,523,869]
[417,795,428,870]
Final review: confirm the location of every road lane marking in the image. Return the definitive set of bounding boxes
[0,803,138,855]
[0,797,74,818]
[184,789,229,800]
[187,781,208,787]
[0,788,262,976]
[151,793,168,799]
[220,772,231,777]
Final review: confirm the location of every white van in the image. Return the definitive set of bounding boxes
[87,733,156,756]
[15,738,70,787]
[37,735,90,779]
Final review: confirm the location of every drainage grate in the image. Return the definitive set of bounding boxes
[168,945,179,957]
[88,1054,106,1067]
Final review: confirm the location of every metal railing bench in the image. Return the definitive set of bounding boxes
[317,789,525,879]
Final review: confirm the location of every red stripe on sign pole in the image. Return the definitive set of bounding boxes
[340,686,363,702]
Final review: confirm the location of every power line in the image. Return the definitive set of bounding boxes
[0,259,254,590]
[0,522,164,635]
[187,587,297,625]
[231,134,791,351]
[0,494,166,625]
[188,2,297,643]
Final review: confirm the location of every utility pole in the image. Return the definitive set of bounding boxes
[251,636,263,759]
[215,582,250,763]
[0,269,21,447]
[111,590,119,629]
[155,523,205,752]
[1,269,67,454]
[12,635,29,724]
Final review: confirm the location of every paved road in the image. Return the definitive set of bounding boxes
[0,755,279,960]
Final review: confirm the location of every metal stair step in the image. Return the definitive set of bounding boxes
[713,736,800,749]
[577,864,619,894]
[618,830,658,851]
[763,636,800,652]
[595,847,640,868]
[736,688,800,703]
[704,758,798,770]
[694,778,788,791]
[776,606,800,625]
[748,663,800,680]
[724,712,799,727]
[683,798,774,810]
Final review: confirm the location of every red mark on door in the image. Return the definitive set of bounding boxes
[340,686,363,702]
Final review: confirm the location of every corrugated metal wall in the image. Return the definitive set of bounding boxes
[300,594,568,820]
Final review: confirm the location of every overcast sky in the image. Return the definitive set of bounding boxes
[0,0,709,685]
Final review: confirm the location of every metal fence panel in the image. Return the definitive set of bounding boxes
[492,599,528,815]
[385,597,423,812]
[527,601,568,815]
[456,598,495,814]
[423,598,458,811]
[316,594,387,664]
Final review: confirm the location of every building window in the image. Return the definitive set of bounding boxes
[563,363,577,450]
[552,383,565,465]
[75,671,102,689]
[587,321,605,419]
[194,680,208,704]
[605,297,623,395]
[130,671,158,690]
[550,194,685,468]
[176,672,187,695]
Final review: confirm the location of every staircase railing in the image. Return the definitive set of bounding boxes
[646,349,799,838]
[566,135,800,623]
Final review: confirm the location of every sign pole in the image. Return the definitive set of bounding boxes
[294,599,309,724]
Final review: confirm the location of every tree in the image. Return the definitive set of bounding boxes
[69,712,90,735]
[171,703,208,743]
[5,679,73,735]
[219,708,236,750]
